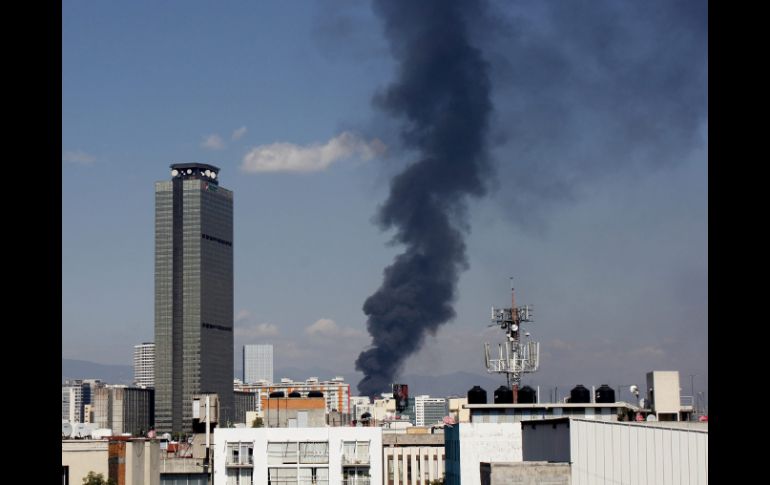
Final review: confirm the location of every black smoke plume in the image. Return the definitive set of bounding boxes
[355,0,493,397]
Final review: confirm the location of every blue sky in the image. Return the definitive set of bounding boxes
[63,1,707,398]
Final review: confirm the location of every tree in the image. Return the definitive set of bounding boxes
[82,471,116,485]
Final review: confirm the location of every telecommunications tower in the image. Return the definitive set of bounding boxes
[484,278,540,400]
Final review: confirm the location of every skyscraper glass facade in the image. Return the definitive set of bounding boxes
[155,164,233,433]
[243,344,274,384]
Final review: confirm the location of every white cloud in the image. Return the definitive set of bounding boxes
[549,339,576,351]
[241,131,385,173]
[232,126,247,141]
[62,150,96,165]
[202,134,226,150]
[236,322,279,339]
[628,345,665,358]
[306,318,364,338]
[235,309,251,322]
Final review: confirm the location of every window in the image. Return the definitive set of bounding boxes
[268,468,297,485]
[226,468,253,485]
[227,442,254,466]
[267,442,299,465]
[298,467,329,485]
[342,466,370,485]
[342,441,370,465]
[299,442,329,464]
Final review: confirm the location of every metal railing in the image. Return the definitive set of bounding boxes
[342,480,370,485]
[341,456,370,465]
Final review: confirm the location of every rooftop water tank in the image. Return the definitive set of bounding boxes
[518,385,537,404]
[595,384,616,403]
[494,385,513,404]
[570,385,591,404]
[269,391,285,398]
[467,385,487,404]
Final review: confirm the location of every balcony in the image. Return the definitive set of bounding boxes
[341,442,370,466]
[226,443,254,467]
[341,455,370,466]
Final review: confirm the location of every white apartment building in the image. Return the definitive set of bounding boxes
[243,344,274,384]
[133,342,155,388]
[445,422,522,485]
[213,426,383,485]
[62,381,85,423]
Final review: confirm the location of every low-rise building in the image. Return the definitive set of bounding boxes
[447,398,470,423]
[213,426,383,485]
[521,417,708,484]
[383,432,446,484]
[466,401,640,423]
[480,461,571,485]
[262,397,327,428]
[62,438,159,485]
[235,376,351,417]
[445,423,522,485]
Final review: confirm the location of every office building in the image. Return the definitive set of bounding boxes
[93,385,155,436]
[133,342,155,388]
[414,396,447,427]
[154,163,234,433]
[62,380,88,423]
[233,391,258,426]
[243,344,273,384]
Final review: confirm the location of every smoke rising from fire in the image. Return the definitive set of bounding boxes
[355,0,493,397]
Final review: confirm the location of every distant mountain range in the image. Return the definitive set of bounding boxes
[62,359,134,385]
[63,358,505,397]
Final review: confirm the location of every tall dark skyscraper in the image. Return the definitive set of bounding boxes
[154,163,234,433]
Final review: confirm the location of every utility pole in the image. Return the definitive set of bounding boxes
[689,374,696,413]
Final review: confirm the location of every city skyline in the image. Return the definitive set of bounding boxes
[62,1,707,397]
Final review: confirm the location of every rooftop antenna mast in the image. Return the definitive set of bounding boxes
[484,278,540,400]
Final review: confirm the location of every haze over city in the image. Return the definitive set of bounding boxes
[62,0,707,399]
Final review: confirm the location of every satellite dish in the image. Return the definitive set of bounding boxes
[72,423,86,438]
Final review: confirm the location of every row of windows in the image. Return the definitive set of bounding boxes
[201,233,233,247]
[202,322,232,332]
